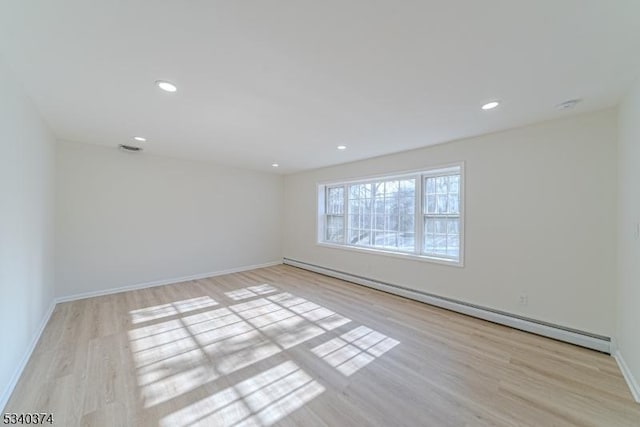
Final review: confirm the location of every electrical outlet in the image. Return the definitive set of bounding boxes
[519,295,528,306]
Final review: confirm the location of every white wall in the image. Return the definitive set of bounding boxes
[284,110,618,337]
[55,141,283,297]
[0,58,55,410]
[617,79,640,395]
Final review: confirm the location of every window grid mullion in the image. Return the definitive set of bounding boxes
[325,186,330,241]
[396,182,400,249]
[415,174,423,255]
[369,183,374,246]
[384,185,389,247]
[443,176,450,256]
[343,184,348,245]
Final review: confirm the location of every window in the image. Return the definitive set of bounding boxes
[318,164,463,265]
[423,173,460,259]
[347,178,415,252]
[325,186,344,243]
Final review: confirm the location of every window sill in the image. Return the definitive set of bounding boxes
[315,242,464,268]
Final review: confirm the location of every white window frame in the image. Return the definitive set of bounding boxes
[316,162,465,267]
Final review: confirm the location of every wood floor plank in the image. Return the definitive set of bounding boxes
[6,265,640,426]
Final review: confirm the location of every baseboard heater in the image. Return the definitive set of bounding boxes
[283,258,611,354]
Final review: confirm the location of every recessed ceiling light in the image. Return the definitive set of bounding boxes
[337,145,347,150]
[481,101,500,110]
[155,80,177,93]
[272,163,279,168]
[556,99,582,110]
[133,136,147,142]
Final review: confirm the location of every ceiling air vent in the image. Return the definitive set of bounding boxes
[556,99,581,110]
[119,144,143,152]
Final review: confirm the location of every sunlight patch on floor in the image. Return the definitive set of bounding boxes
[127,286,397,417]
[258,316,325,349]
[312,325,400,376]
[228,297,336,348]
[141,365,215,408]
[160,361,325,427]
[203,332,282,375]
[130,296,218,324]
[225,284,279,301]
[129,320,284,407]
[136,347,207,386]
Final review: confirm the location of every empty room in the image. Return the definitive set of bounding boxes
[1,1,639,426]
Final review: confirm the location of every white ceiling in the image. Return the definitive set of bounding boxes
[1,1,639,173]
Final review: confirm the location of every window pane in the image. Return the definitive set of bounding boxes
[372,182,384,198]
[426,178,435,194]
[399,196,415,216]
[424,216,460,260]
[375,214,385,230]
[348,184,358,199]
[385,199,396,215]
[348,227,360,245]
[447,219,459,234]
[348,214,360,229]
[385,181,399,197]
[447,234,459,249]
[350,229,371,246]
[387,214,398,231]
[399,215,414,232]
[399,233,415,251]
[326,215,344,243]
[448,194,459,214]
[426,195,436,214]
[435,235,447,254]
[374,199,385,215]
[437,195,448,213]
[426,219,434,233]
[424,229,435,251]
[449,175,460,193]
[327,187,344,214]
[399,179,415,197]
[384,233,398,248]
[327,215,343,231]
[344,178,416,252]
[349,183,371,200]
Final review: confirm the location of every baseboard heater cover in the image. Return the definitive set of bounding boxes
[283,258,611,354]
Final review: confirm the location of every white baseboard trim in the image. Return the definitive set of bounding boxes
[55,261,283,303]
[0,300,56,413]
[614,350,640,403]
[284,258,611,354]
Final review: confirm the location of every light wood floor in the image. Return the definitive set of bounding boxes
[7,265,640,426]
